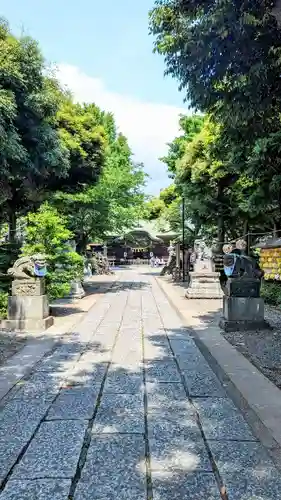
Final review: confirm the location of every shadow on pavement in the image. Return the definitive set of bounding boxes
[0,290,278,500]
[0,331,27,368]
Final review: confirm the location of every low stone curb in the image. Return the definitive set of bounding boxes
[156,275,281,470]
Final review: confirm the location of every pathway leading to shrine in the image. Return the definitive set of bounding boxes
[0,268,281,499]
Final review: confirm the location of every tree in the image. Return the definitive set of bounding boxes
[22,203,83,300]
[149,1,281,225]
[175,119,230,247]
[159,184,177,206]
[0,20,69,239]
[144,197,166,220]
[150,1,281,124]
[55,130,146,252]
[162,114,277,248]
[160,115,205,177]
[50,99,107,193]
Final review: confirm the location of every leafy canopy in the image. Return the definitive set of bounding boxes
[150,0,281,233]
[0,20,69,219]
[54,127,146,249]
[22,203,83,300]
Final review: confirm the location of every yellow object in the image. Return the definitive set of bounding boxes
[260,247,281,280]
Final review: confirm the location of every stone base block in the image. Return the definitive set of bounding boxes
[191,271,220,279]
[223,296,264,321]
[0,316,54,332]
[220,296,271,331]
[67,280,85,299]
[185,271,223,299]
[219,317,271,332]
[8,295,49,320]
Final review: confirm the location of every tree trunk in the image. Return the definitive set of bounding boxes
[243,220,249,255]
[276,185,281,234]
[8,211,17,243]
[217,213,225,253]
[216,182,225,253]
[76,233,88,254]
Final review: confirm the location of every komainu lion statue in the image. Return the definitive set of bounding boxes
[8,254,47,279]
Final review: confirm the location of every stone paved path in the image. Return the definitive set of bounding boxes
[1,268,281,499]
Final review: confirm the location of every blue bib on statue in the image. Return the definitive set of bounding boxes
[34,264,47,277]
[224,265,235,277]
[224,253,237,277]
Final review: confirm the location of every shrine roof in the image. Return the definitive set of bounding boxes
[254,238,281,249]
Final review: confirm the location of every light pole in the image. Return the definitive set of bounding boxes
[182,196,185,282]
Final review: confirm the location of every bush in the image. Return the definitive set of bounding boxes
[0,291,8,318]
[0,242,21,293]
[260,281,281,307]
[22,203,84,301]
[46,251,84,300]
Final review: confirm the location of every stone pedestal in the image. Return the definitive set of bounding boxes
[12,278,45,296]
[1,278,53,331]
[225,277,261,298]
[185,271,223,299]
[219,296,270,331]
[83,264,92,283]
[68,279,85,299]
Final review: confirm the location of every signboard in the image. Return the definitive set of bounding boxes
[123,252,127,258]
[260,248,281,280]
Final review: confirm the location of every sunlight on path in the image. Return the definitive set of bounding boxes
[0,268,280,499]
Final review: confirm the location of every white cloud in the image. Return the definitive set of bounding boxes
[56,63,188,194]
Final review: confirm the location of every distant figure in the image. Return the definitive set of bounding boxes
[150,256,155,267]
[154,257,160,267]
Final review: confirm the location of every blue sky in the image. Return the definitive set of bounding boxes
[0,0,188,193]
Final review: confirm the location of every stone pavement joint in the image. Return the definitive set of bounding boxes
[0,275,119,405]
[0,276,125,493]
[156,273,281,472]
[0,268,281,499]
[147,277,229,499]
[68,279,134,499]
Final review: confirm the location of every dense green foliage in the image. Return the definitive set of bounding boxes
[144,184,177,221]
[0,21,69,237]
[160,115,205,177]
[55,130,146,252]
[0,291,8,318]
[145,197,166,221]
[261,281,281,307]
[51,100,106,193]
[149,1,281,247]
[0,242,21,295]
[22,204,84,301]
[0,20,146,307]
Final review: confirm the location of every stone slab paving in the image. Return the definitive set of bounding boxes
[73,434,146,500]
[1,268,281,499]
[0,339,55,401]
[13,420,87,479]
[46,386,100,420]
[0,480,72,500]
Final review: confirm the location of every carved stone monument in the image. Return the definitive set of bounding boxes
[3,254,54,331]
[185,244,223,299]
[160,243,176,276]
[83,262,92,282]
[219,240,269,331]
[66,241,85,299]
